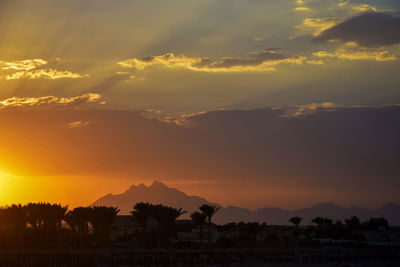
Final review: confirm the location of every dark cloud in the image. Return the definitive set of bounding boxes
[194,51,289,68]
[314,12,400,47]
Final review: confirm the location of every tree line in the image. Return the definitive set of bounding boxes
[0,202,391,249]
[0,202,220,249]
[0,203,119,248]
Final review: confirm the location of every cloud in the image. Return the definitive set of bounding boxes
[294,7,311,12]
[313,46,397,61]
[306,60,325,65]
[337,1,378,12]
[118,52,306,73]
[294,0,312,12]
[4,69,88,80]
[0,58,88,80]
[67,121,92,128]
[296,18,341,36]
[0,93,102,110]
[314,12,400,47]
[283,102,337,117]
[0,59,48,70]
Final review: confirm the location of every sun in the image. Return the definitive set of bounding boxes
[0,170,19,206]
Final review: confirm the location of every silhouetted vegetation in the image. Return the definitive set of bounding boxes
[190,211,207,243]
[130,202,185,248]
[199,204,219,244]
[0,202,397,254]
[0,203,119,249]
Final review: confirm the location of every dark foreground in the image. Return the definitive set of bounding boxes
[0,248,399,267]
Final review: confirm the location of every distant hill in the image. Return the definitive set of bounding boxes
[92,181,217,217]
[92,181,400,225]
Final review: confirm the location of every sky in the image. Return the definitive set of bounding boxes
[0,0,399,209]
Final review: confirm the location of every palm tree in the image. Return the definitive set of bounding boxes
[52,204,69,232]
[199,204,220,243]
[65,207,91,241]
[131,202,152,232]
[345,216,361,230]
[90,206,120,244]
[311,216,325,228]
[289,216,302,247]
[63,211,77,234]
[26,203,40,232]
[289,216,302,232]
[5,204,27,245]
[191,211,207,243]
[152,205,185,247]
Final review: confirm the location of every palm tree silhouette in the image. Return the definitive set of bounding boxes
[52,204,68,232]
[345,216,361,230]
[63,211,77,234]
[152,204,185,247]
[131,202,152,232]
[191,211,207,243]
[289,216,302,231]
[65,207,92,247]
[5,204,27,246]
[26,202,66,242]
[199,204,219,244]
[289,216,302,247]
[311,216,325,228]
[90,206,120,244]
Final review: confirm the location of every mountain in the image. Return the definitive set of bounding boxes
[92,181,218,218]
[92,181,400,225]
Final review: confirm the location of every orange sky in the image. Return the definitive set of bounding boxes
[1,0,400,210]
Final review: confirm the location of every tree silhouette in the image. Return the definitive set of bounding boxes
[90,206,119,244]
[191,211,207,243]
[53,204,69,232]
[345,216,361,230]
[5,204,27,246]
[289,216,302,232]
[24,203,68,243]
[311,217,333,228]
[152,204,185,247]
[199,204,220,244]
[311,216,324,227]
[65,207,92,247]
[63,212,77,234]
[362,217,389,230]
[131,202,152,232]
[131,203,185,247]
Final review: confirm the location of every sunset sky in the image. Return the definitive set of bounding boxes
[0,0,399,210]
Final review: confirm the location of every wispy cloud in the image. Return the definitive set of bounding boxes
[5,69,88,80]
[0,93,101,110]
[118,52,307,73]
[0,59,48,71]
[294,7,311,12]
[284,102,337,117]
[313,46,397,62]
[296,18,341,36]
[0,58,88,80]
[67,121,92,128]
[294,0,312,12]
[337,1,381,12]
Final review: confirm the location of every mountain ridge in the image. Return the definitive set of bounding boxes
[91,181,400,225]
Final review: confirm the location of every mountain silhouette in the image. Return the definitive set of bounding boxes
[92,182,400,225]
[92,181,218,218]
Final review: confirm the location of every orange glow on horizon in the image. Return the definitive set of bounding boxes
[0,172,140,208]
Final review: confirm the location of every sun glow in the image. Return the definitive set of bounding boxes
[0,170,19,206]
[0,170,138,208]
